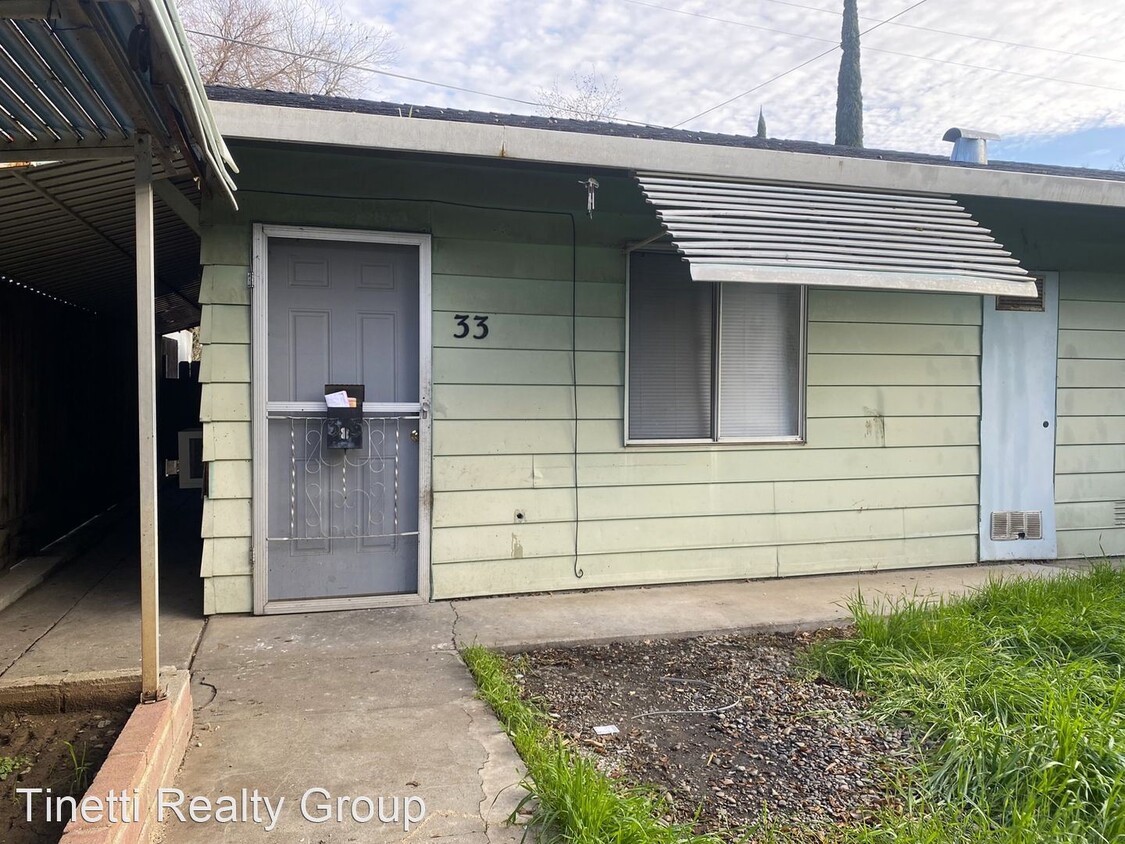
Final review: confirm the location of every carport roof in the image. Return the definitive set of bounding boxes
[1,0,236,202]
[0,157,203,330]
[1,0,239,332]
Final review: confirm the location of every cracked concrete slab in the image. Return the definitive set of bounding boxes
[161,607,528,844]
[191,602,459,669]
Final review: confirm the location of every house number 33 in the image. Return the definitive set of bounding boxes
[453,314,489,340]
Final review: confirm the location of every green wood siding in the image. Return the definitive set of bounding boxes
[196,147,993,609]
[1055,272,1125,559]
[197,259,253,613]
[204,146,1125,610]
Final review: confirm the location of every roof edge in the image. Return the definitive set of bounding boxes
[208,99,1125,209]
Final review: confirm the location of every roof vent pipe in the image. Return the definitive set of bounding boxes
[943,127,1000,164]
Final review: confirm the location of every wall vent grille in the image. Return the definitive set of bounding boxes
[1115,501,1125,527]
[996,277,1045,312]
[991,510,1043,541]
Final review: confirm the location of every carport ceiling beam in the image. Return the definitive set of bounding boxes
[0,149,132,162]
[153,178,200,235]
[4,167,200,316]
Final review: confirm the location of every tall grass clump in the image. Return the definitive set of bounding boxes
[809,563,1125,843]
[461,643,732,844]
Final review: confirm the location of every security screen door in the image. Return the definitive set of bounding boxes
[266,237,420,602]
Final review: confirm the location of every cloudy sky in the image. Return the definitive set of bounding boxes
[345,0,1125,169]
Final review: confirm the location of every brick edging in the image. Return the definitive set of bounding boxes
[60,670,193,844]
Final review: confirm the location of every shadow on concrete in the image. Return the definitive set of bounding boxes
[0,486,206,680]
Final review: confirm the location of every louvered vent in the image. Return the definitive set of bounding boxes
[990,510,1043,541]
[1115,501,1125,527]
[996,277,1045,312]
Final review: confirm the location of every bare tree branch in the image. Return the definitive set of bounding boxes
[180,0,398,96]
[536,65,623,121]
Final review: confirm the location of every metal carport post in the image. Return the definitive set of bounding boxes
[135,133,161,699]
[1,0,238,703]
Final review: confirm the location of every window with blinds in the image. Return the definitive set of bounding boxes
[627,252,805,443]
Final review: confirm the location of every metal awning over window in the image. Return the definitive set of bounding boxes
[636,172,1036,297]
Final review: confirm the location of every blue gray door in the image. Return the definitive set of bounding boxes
[979,273,1059,560]
[265,238,421,601]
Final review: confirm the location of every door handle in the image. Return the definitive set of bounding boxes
[410,429,420,443]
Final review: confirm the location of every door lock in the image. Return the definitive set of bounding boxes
[410,429,420,443]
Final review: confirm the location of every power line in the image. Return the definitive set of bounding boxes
[627,0,1125,103]
[742,0,1125,66]
[664,0,1125,128]
[185,28,658,126]
[672,0,935,127]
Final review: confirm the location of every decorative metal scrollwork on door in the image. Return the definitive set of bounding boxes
[267,415,418,543]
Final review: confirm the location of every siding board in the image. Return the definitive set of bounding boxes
[1057,388,1125,416]
[807,322,981,355]
[1057,359,1125,389]
[1059,300,1125,330]
[1056,417,1125,446]
[1058,528,1125,558]
[809,290,982,325]
[433,276,623,317]
[1058,329,1125,360]
[1056,472,1125,503]
[1054,273,1125,558]
[807,386,979,418]
[808,354,979,386]
[778,535,976,576]
[433,240,622,282]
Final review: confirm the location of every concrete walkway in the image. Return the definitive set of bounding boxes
[160,559,1068,843]
[0,494,206,680]
[454,559,1073,650]
[162,606,525,844]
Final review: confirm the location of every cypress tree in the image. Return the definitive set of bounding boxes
[835,0,863,147]
[757,108,768,139]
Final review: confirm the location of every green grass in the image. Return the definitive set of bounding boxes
[808,563,1125,844]
[461,643,736,844]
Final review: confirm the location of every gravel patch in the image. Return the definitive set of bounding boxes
[518,631,917,837]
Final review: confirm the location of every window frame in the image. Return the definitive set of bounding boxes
[624,252,808,447]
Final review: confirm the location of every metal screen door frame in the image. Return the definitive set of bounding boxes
[250,225,433,615]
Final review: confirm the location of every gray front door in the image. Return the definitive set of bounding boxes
[266,238,420,601]
[979,272,1059,561]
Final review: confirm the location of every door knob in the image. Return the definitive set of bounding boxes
[410,429,420,443]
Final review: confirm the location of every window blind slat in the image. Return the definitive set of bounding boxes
[628,253,712,440]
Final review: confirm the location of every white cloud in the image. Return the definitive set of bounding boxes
[352,0,1125,155]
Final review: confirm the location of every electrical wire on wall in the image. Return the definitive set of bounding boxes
[239,187,585,580]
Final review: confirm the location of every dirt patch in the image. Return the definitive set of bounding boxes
[518,631,917,838]
[1,708,130,844]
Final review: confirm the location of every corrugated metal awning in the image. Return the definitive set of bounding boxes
[636,173,1036,297]
[1,0,237,205]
